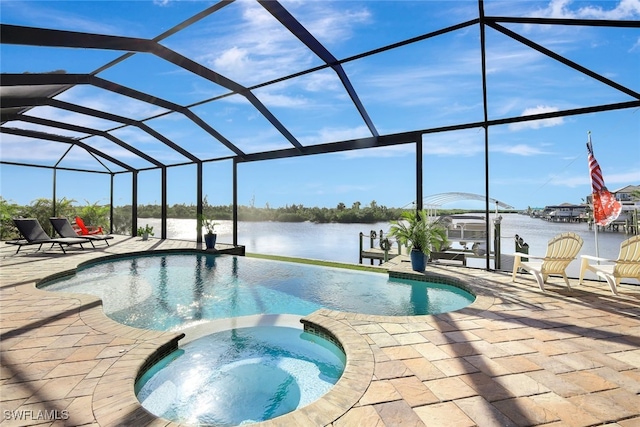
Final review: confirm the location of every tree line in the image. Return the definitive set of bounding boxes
[1,197,494,240]
[136,200,407,223]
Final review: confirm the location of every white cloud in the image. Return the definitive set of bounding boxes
[535,0,640,19]
[490,143,553,156]
[551,169,640,188]
[1,1,124,35]
[300,125,372,147]
[0,135,68,162]
[24,106,118,132]
[352,51,482,112]
[213,47,252,76]
[228,125,293,153]
[600,170,640,184]
[485,47,545,75]
[58,87,168,121]
[518,1,640,58]
[251,70,342,109]
[422,139,484,157]
[196,1,316,85]
[340,144,414,160]
[192,0,373,91]
[509,106,565,131]
[12,85,170,161]
[6,117,87,139]
[2,88,180,165]
[253,91,308,108]
[0,132,143,167]
[420,128,558,158]
[419,129,487,157]
[301,71,342,92]
[287,3,372,45]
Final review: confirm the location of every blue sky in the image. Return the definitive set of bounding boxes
[1,0,639,211]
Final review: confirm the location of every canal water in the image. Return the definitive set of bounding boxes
[139,213,635,282]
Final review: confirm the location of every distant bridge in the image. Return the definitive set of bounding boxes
[404,192,514,214]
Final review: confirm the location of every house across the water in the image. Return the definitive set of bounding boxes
[538,203,588,223]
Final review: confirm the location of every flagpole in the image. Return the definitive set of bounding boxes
[586,131,621,264]
[588,131,600,259]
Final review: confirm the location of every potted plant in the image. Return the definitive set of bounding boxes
[198,214,219,250]
[137,224,154,241]
[388,209,448,272]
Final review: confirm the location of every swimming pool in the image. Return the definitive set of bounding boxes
[40,253,475,331]
[136,325,345,426]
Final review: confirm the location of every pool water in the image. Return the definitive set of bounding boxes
[41,254,474,331]
[135,326,345,426]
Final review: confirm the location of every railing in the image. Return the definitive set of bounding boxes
[359,230,400,265]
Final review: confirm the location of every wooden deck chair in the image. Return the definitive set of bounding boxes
[74,216,104,235]
[578,235,640,295]
[512,232,584,291]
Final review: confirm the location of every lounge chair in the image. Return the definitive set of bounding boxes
[578,235,640,295]
[74,216,104,235]
[50,217,114,247]
[512,232,584,291]
[6,218,90,254]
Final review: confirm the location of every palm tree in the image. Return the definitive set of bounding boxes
[389,210,448,256]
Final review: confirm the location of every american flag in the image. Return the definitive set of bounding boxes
[587,135,621,227]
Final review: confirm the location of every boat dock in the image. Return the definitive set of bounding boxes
[359,226,520,272]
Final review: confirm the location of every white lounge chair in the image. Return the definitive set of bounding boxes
[578,235,640,295]
[512,232,584,291]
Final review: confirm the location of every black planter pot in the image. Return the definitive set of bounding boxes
[204,233,217,249]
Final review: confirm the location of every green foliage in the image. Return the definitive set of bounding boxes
[21,198,53,236]
[137,224,154,236]
[112,205,132,235]
[198,195,220,235]
[21,197,77,236]
[110,199,408,224]
[0,198,112,239]
[198,214,218,234]
[274,212,307,222]
[0,197,20,240]
[388,209,448,255]
[78,200,110,230]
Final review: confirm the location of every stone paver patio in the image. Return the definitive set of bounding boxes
[1,235,639,426]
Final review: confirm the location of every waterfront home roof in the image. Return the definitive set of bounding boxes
[613,184,640,194]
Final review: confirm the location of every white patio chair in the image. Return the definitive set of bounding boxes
[578,235,640,295]
[512,232,584,292]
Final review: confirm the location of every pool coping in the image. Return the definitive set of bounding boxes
[30,249,492,426]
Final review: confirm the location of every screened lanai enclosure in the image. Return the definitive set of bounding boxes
[1,1,639,259]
